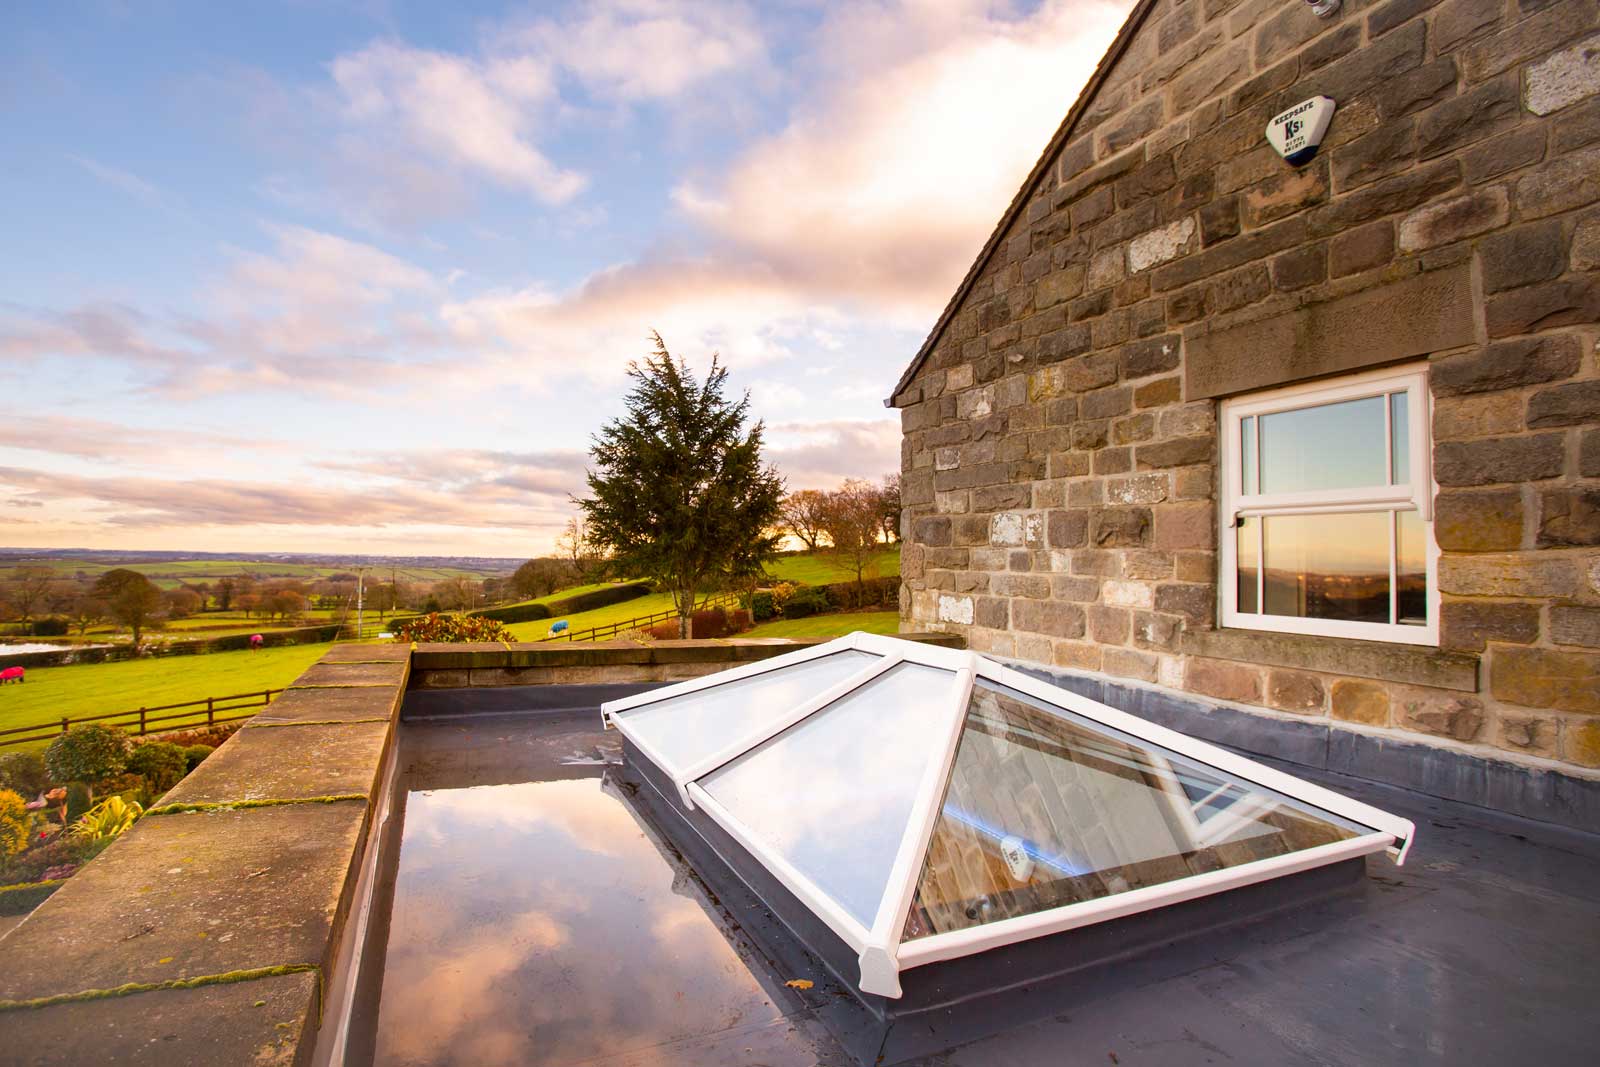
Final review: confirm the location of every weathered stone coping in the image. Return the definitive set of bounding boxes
[409,632,966,689]
[1179,628,1480,693]
[0,645,413,1064]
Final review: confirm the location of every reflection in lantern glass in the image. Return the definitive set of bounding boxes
[1262,512,1390,624]
[1397,510,1426,626]
[1237,516,1259,613]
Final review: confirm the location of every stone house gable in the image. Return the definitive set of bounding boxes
[893,0,1600,782]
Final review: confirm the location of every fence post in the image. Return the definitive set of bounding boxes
[207,697,215,726]
[60,716,68,736]
[139,707,147,735]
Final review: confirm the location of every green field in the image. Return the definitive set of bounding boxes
[0,643,334,749]
[504,592,684,641]
[0,557,492,592]
[743,611,901,639]
[764,547,900,585]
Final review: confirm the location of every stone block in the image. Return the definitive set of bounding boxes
[1433,390,1524,440]
[1527,379,1600,428]
[1132,610,1182,650]
[1416,75,1520,158]
[1440,599,1542,651]
[0,802,365,1002]
[1053,640,1104,671]
[160,721,389,808]
[1331,120,1416,193]
[1135,436,1215,469]
[1012,599,1087,639]
[1567,717,1600,768]
[1434,488,1524,551]
[1397,186,1509,252]
[1328,220,1395,278]
[1153,501,1215,552]
[1241,161,1329,228]
[1479,220,1568,293]
[1496,711,1560,758]
[1206,265,1271,314]
[1107,473,1169,505]
[1271,244,1327,290]
[1376,57,1460,121]
[937,594,974,625]
[1331,679,1390,726]
[913,515,952,547]
[1575,213,1600,271]
[1491,646,1600,712]
[1439,553,1578,597]
[1432,0,1506,54]
[1585,428,1600,477]
[1524,32,1600,115]
[1089,603,1132,644]
[1538,488,1600,546]
[1104,647,1159,682]
[1515,144,1600,218]
[1551,605,1600,647]
[1431,335,1581,396]
[1433,433,1565,486]
[991,573,1051,599]
[251,685,399,725]
[1154,582,1215,627]
[1367,0,1444,40]
[1185,658,1262,704]
[292,660,408,688]
[1186,265,1475,399]
[1047,508,1089,548]
[1198,197,1240,246]
[1554,96,1600,153]
[1120,333,1182,378]
[1306,159,1461,237]
[0,969,319,1067]
[1267,670,1326,713]
[1091,507,1152,547]
[974,596,1010,629]
[1485,276,1600,338]
[1127,218,1197,273]
[1052,574,1103,601]
[1102,579,1154,610]
[1180,628,1479,691]
[1460,125,1548,183]
[1396,691,1486,741]
[1458,0,1598,82]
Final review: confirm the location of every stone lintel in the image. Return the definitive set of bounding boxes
[251,684,402,724]
[1179,628,1480,692]
[1185,264,1477,400]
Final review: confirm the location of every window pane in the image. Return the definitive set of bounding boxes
[1237,516,1259,613]
[1397,510,1427,626]
[700,663,958,927]
[1260,396,1386,494]
[617,650,880,770]
[902,682,1365,942]
[1262,512,1390,624]
[1241,416,1256,495]
[1389,392,1409,486]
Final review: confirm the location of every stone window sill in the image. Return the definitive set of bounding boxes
[1179,628,1479,693]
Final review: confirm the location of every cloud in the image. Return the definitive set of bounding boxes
[68,155,165,207]
[0,414,267,464]
[766,419,901,490]
[676,0,1132,318]
[329,41,585,204]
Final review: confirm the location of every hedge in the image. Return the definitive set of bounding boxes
[0,879,65,916]
[470,581,652,624]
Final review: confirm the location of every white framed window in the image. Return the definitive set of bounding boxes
[1219,364,1438,646]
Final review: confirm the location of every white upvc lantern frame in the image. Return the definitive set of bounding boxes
[603,632,1415,998]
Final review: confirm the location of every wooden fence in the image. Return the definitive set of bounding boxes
[538,592,741,643]
[0,689,281,749]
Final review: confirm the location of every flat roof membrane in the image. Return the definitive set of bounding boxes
[602,634,1415,998]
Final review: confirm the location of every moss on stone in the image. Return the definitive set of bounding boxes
[0,963,318,1013]
[146,794,367,816]
[242,718,390,729]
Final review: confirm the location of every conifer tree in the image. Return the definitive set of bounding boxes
[580,333,784,638]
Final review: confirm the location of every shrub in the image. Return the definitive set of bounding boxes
[127,742,188,794]
[64,783,92,822]
[182,745,215,772]
[781,587,831,619]
[45,725,130,798]
[0,752,49,799]
[0,879,65,915]
[0,790,29,860]
[155,724,240,749]
[0,834,106,887]
[644,606,752,640]
[750,590,775,621]
[29,616,69,637]
[72,796,142,842]
[389,613,511,643]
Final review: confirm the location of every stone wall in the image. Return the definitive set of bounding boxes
[895,0,1600,774]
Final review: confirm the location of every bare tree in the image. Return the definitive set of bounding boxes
[67,595,108,636]
[818,480,885,608]
[6,566,54,622]
[433,577,483,612]
[556,517,607,582]
[781,490,831,551]
[512,558,573,600]
[876,473,902,544]
[93,569,165,648]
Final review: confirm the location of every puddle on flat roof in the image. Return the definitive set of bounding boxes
[369,716,845,1067]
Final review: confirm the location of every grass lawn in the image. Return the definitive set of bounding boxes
[0,643,333,748]
[765,547,900,585]
[504,591,685,641]
[743,611,901,639]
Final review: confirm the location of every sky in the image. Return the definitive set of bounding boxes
[0,0,1132,558]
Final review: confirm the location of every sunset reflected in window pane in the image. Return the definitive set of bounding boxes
[1260,396,1386,494]
[1397,510,1426,626]
[1237,517,1259,613]
[1262,513,1390,624]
